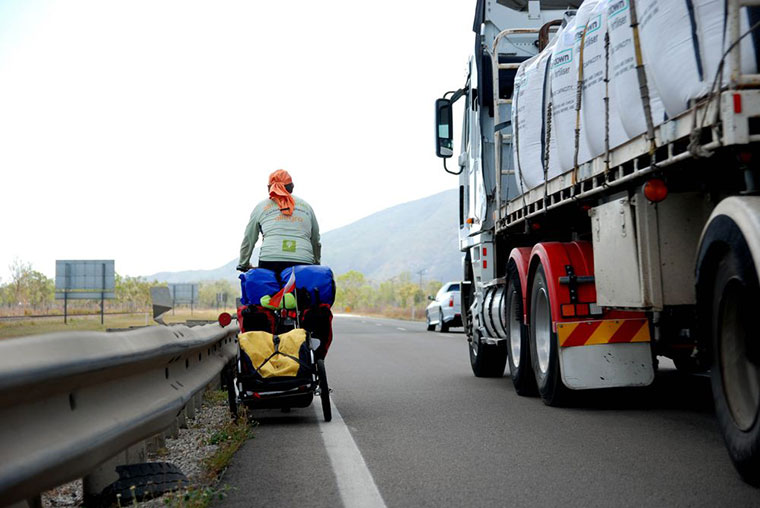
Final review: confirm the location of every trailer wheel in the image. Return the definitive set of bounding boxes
[317,359,332,422]
[709,242,760,485]
[530,265,570,406]
[469,331,507,377]
[506,265,536,396]
[223,361,239,420]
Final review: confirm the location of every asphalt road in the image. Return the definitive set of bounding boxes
[219,315,760,507]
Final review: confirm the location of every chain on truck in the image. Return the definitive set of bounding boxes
[434,0,760,484]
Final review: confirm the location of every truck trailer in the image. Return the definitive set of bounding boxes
[434,0,760,483]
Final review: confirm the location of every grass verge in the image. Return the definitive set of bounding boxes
[156,391,255,508]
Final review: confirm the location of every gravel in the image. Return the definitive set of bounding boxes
[41,391,233,507]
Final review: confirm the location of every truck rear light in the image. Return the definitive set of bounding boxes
[643,178,668,203]
[483,260,488,269]
[734,93,742,114]
[449,298,454,307]
[561,303,593,318]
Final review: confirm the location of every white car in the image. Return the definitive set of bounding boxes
[425,282,462,332]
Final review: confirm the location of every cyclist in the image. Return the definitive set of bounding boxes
[237,169,321,273]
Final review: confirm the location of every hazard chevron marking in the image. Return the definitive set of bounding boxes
[557,319,650,347]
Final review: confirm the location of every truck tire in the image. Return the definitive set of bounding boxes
[709,239,760,485]
[506,266,536,396]
[469,331,507,377]
[529,265,570,406]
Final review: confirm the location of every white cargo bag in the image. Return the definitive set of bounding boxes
[638,0,759,118]
[606,0,665,138]
[580,0,629,157]
[512,41,559,190]
[551,16,594,173]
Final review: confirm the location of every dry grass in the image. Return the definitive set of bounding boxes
[0,308,237,340]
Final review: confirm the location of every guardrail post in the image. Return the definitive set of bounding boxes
[165,419,179,439]
[83,442,146,504]
[145,433,166,454]
[186,398,196,420]
[177,407,188,429]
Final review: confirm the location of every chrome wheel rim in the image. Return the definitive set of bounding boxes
[720,280,760,432]
[534,286,551,375]
[508,289,521,368]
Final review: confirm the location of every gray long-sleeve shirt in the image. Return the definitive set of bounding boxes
[239,195,321,266]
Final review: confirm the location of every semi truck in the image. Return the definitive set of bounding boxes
[434,0,760,483]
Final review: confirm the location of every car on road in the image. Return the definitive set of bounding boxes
[426,282,461,332]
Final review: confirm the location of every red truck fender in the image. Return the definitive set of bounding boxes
[528,241,596,329]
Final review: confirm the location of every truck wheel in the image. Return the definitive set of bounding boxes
[469,331,507,377]
[506,266,536,396]
[710,243,760,485]
[530,265,570,406]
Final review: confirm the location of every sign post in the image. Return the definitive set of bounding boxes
[55,260,116,325]
[168,284,199,317]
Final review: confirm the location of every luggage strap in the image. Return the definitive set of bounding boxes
[255,334,314,375]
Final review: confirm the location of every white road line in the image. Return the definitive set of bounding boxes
[314,397,387,508]
[375,323,383,327]
[396,327,406,331]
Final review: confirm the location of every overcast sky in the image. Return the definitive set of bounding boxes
[0,0,474,281]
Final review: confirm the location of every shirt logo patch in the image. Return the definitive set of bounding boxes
[282,240,296,252]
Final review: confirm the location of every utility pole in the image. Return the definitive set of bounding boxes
[416,268,426,289]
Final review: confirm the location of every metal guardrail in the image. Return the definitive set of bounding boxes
[0,321,239,506]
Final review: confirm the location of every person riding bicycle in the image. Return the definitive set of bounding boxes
[237,169,321,273]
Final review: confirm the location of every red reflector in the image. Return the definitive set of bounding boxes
[483,260,488,269]
[449,298,454,307]
[483,247,487,257]
[576,303,590,316]
[252,392,261,399]
[643,178,668,203]
[531,222,541,231]
[734,93,742,113]
[561,304,576,317]
[218,312,232,327]
[739,151,752,163]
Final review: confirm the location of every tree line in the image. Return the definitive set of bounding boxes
[0,260,448,320]
[0,260,240,315]
[333,270,444,319]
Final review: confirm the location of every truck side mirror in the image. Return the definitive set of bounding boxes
[435,98,454,158]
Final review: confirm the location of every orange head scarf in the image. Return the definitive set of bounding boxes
[268,169,295,216]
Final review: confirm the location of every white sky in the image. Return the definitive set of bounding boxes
[0,0,474,281]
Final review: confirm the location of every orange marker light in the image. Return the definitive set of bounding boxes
[643,178,668,203]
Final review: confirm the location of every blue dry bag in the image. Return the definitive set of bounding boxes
[239,268,280,306]
[280,265,336,306]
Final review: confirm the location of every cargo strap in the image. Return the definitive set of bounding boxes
[629,0,657,159]
[572,24,588,186]
[255,334,313,375]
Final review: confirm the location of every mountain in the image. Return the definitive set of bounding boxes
[144,189,462,284]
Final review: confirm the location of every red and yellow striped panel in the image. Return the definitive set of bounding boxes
[556,319,650,347]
